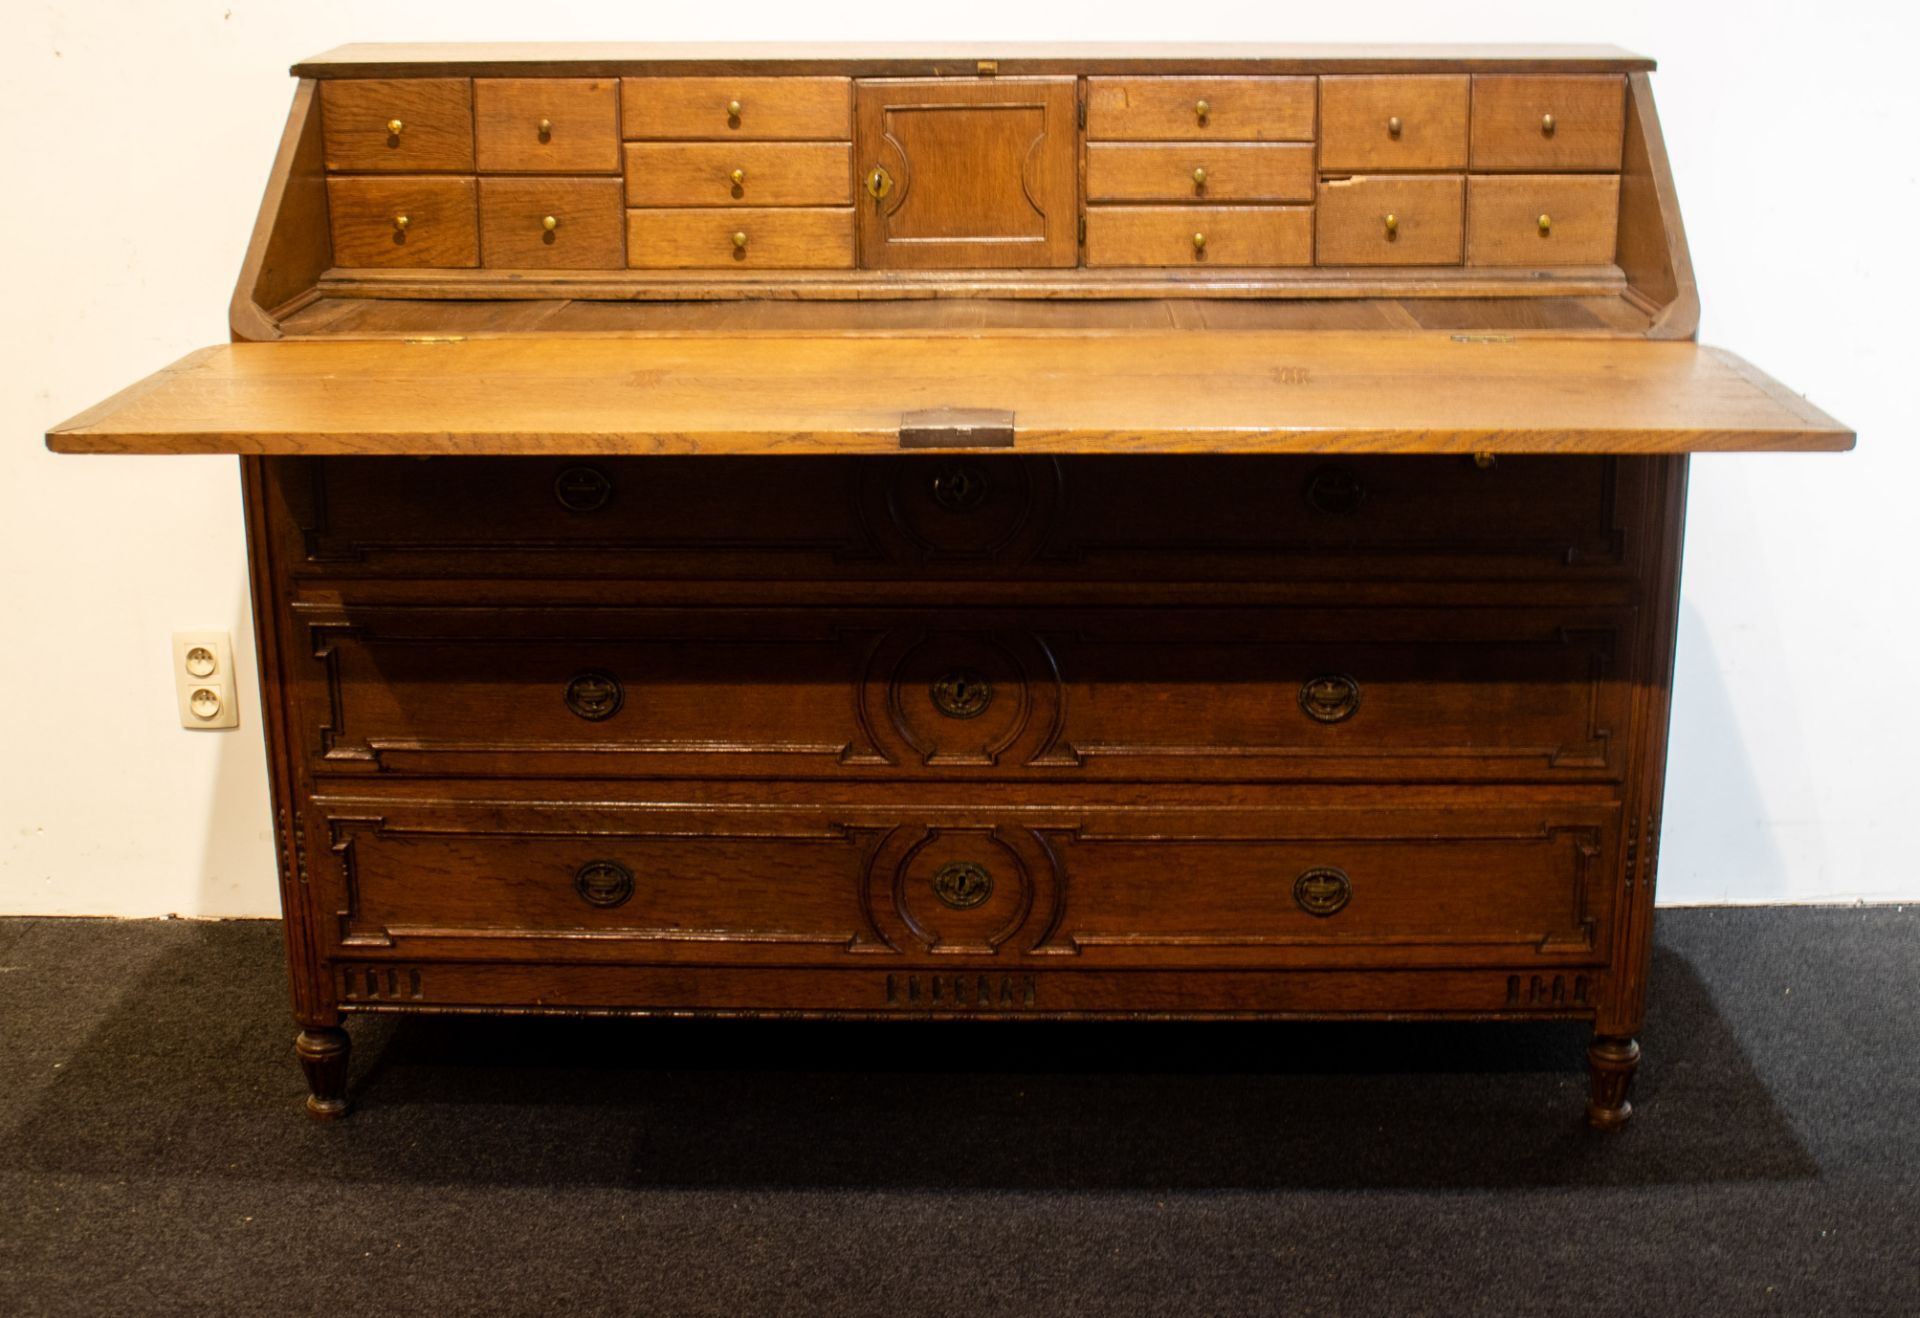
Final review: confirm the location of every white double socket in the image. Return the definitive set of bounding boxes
[172,631,239,730]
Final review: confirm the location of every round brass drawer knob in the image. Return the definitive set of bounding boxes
[1541,112,1557,135]
[575,859,635,909]
[930,669,994,720]
[727,99,743,119]
[1387,115,1403,137]
[564,670,624,722]
[732,230,748,251]
[1299,674,1362,725]
[542,214,559,233]
[538,117,553,137]
[392,214,409,233]
[386,118,404,136]
[932,860,993,910]
[1192,166,1208,188]
[1192,231,1207,252]
[1294,866,1352,918]
[1538,213,1553,236]
[1383,213,1399,238]
[730,167,746,187]
[1194,98,1211,122]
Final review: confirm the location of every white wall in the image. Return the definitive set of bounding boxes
[1,1,1911,917]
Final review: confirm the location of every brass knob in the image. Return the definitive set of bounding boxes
[1192,231,1207,252]
[1538,213,1552,235]
[1195,98,1211,123]
[538,117,552,137]
[732,230,747,250]
[1383,213,1398,237]
[727,99,743,119]
[1192,166,1207,188]
[1541,112,1557,135]
[386,118,403,136]
[542,215,558,232]
[1387,115,1403,137]
[730,167,745,187]
[392,215,409,232]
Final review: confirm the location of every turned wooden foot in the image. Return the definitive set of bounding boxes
[1586,1033,1640,1130]
[295,1026,351,1120]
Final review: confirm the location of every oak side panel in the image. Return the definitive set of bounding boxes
[232,80,332,340]
[1616,72,1698,339]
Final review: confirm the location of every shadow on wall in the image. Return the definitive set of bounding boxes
[1660,600,1793,904]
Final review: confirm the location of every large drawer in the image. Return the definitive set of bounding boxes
[313,797,1618,975]
[291,602,1636,784]
[268,454,1643,581]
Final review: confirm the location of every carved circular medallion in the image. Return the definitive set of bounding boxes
[931,860,994,910]
[1293,866,1353,918]
[929,669,994,720]
[564,670,624,722]
[1299,674,1362,724]
[929,462,990,512]
[1303,465,1366,516]
[554,465,614,512]
[574,859,635,908]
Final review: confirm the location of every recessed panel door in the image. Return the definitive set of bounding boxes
[855,78,1079,269]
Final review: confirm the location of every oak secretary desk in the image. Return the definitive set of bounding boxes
[49,44,1851,1127]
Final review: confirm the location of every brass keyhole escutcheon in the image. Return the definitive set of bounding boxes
[565,670,624,722]
[930,669,994,720]
[1299,674,1361,725]
[865,165,894,201]
[553,464,613,512]
[1304,465,1367,516]
[574,859,635,909]
[929,462,989,512]
[1294,866,1352,917]
[932,860,993,910]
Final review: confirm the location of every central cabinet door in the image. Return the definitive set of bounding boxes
[855,78,1079,269]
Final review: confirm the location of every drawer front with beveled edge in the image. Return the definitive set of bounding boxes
[290,603,1636,784]
[313,798,1618,976]
[321,78,475,173]
[327,176,479,268]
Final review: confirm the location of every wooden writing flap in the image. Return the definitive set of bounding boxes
[47,332,1849,457]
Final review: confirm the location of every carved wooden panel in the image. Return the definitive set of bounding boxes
[855,78,1079,269]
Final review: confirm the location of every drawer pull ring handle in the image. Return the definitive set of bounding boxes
[1192,166,1207,189]
[574,859,635,909]
[386,118,403,137]
[1387,115,1403,137]
[553,464,613,512]
[1541,112,1556,135]
[1194,98,1211,123]
[1383,213,1398,238]
[1299,675,1362,725]
[1537,213,1552,236]
[1294,867,1353,918]
[930,669,994,720]
[932,860,994,910]
[564,670,624,722]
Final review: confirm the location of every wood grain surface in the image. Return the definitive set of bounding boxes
[48,332,1851,455]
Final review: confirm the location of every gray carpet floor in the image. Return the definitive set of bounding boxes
[0,907,1915,1316]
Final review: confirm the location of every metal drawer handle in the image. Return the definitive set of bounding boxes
[565,670,624,722]
[1294,866,1352,917]
[575,859,635,908]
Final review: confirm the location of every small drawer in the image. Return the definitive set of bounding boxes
[1316,176,1463,266]
[1319,75,1469,171]
[1086,77,1314,141]
[620,77,852,140]
[474,78,621,173]
[479,177,625,269]
[320,79,474,173]
[1470,76,1625,171]
[1084,206,1312,268]
[623,142,853,207]
[1085,143,1313,203]
[626,206,854,269]
[327,176,478,269]
[1467,175,1620,267]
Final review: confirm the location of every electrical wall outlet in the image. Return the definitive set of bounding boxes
[172,631,239,730]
